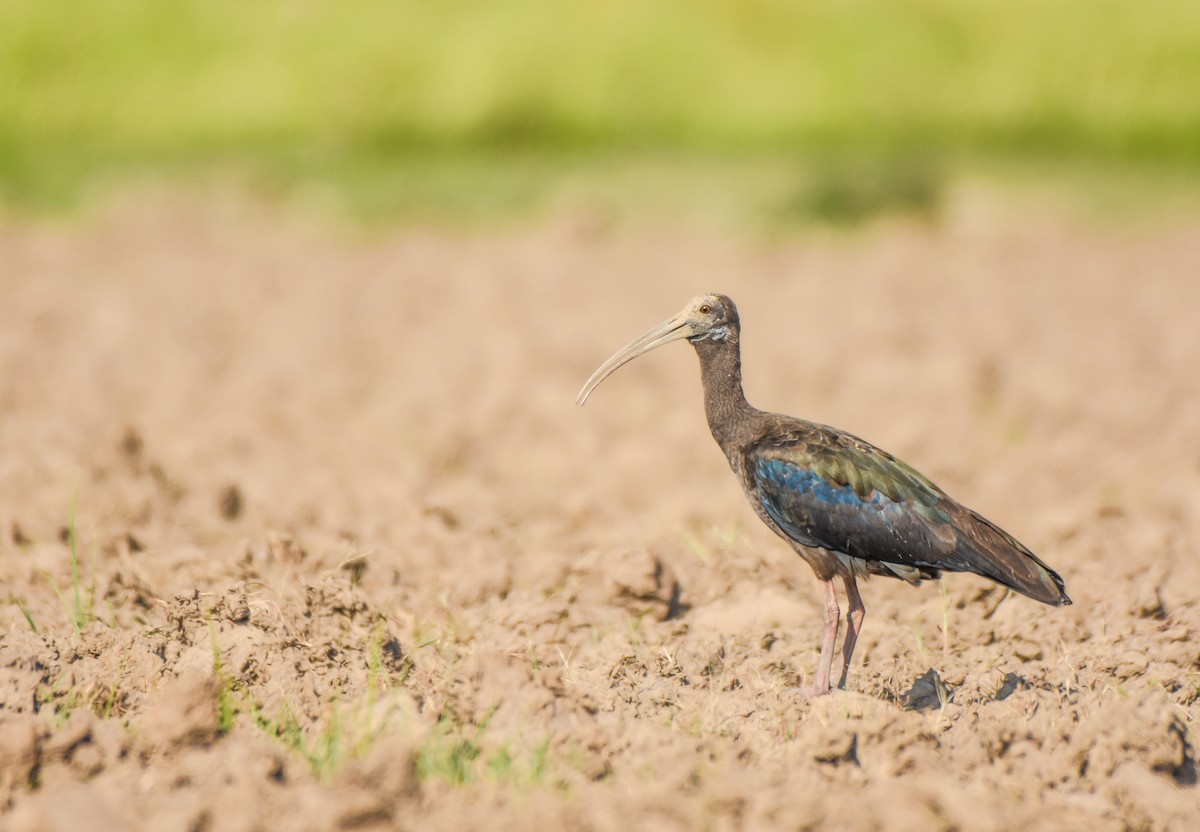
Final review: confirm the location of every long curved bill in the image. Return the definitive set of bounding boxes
[576,310,695,405]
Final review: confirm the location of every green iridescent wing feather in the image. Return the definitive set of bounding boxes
[748,424,1069,605]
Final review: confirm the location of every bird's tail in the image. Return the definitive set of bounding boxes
[949,507,1071,606]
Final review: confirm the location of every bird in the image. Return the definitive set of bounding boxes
[576,293,1070,697]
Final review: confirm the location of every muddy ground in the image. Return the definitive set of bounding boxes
[1,191,1198,830]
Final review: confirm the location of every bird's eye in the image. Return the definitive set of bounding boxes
[699,304,712,315]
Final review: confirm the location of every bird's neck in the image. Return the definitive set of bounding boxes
[692,334,754,448]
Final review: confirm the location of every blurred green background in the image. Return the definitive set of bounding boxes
[3,0,1199,222]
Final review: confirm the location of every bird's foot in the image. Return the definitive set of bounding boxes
[788,683,837,700]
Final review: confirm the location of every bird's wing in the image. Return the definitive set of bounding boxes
[749,427,960,570]
[748,424,1069,605]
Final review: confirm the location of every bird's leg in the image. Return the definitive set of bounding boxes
[796,578,840,697]
[837,574,866,690]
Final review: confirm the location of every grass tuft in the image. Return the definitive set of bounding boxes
[45,489,95,636]
[208,619,400,780]
[414,703,553,788]
[11,596,38,633]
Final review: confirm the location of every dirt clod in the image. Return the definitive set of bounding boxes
[219,484,244,521]
[137,672,222,750]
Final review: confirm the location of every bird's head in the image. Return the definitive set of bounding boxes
[576,293,740,405]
